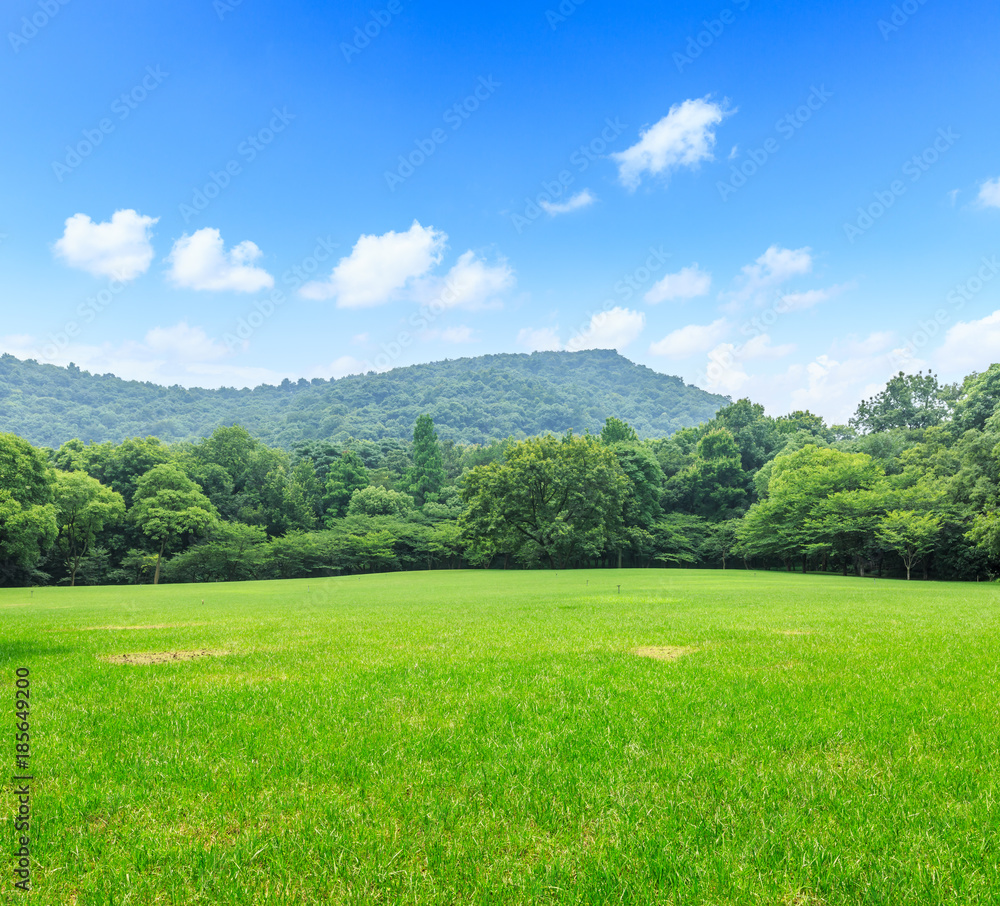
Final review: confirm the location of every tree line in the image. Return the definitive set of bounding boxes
[2,365,1000,586]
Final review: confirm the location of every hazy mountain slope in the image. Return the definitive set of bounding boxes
[0,349,729,447]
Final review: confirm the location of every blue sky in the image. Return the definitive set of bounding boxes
[2,0,999,423]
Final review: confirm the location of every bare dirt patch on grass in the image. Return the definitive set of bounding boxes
[54,622,209,633]
[100,649,228,665]
[634,646,696,661]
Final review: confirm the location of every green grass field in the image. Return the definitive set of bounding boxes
[3,570,1000,904]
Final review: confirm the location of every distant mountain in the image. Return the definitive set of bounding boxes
[0,349,729,448]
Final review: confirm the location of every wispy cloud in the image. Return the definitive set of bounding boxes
[539,189,596,216]
[611,97,733,190]
[645,264,711,304]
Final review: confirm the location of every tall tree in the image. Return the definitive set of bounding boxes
[409,414,445,506]
[130,463,217,584]
[323,451,370,521]
[54,471,125,586]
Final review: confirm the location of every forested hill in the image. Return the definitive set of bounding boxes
[0,349,728,448]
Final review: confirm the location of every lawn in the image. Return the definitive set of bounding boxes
[2,569,1000,904]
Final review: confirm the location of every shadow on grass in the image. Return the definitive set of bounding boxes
[0,639,76,665]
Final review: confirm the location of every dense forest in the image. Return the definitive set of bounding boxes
[0,349,728,448]
[2,362,1000,587]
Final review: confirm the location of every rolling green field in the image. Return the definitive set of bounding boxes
[2,570,1000,904]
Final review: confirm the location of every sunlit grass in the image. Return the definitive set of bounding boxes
[3,569,1000,904]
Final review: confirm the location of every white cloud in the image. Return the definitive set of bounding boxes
[645,264,711,304]
[705,344,750,395]
[318,356,368,379]
[54,209,158,281]
[566,307,645,352]
[935,309,1000,372]
[611,97,732,190]
[0,322,290,387]
[727,245,813,307]
[425,251,514,310]
[831,331,895,357]
[300,221,445,306]
[977,178,1000,209]
[144,322,228,362]
[741,333,796,359]
[441,326,476,343]
[539,189,596,216]
[778,281,855,313]
[649,318,728,357]
[517,326,563,352]
[167,228,274,293]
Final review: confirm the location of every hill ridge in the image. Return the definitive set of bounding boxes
[0,349,729,448]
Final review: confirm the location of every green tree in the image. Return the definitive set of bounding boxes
[323,451,370,521]
[54,471,125,586]
[738,445,885,572]
[851,371,950,433]
[347,485,414,517]
[460,433,628,569]
[130,463,218,584]
[409,414,445,506]
[878,510,941,580]
[600,416,639,445]
[0,433,57,582]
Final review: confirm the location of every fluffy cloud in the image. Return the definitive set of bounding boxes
[935,309,1000,372]
[167,228,274,293]
[424,251,514,310]
[611,97,732,190]
[300,221,445,306]
[976,177,1000,209]
[649,318,728,357]
[566,307,645,352]
[54,209,158,281]
[727,245,813,307]
[645,264,711,304]
[143,322,229,362]
[517,326,563,352]
[539,189,596,216]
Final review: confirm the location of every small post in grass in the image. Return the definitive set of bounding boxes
[617,584,621,594]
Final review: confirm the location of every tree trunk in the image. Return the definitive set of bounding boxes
[906,563,911,580]
[153,538,165,585]
[802,555,808,574]
[617,549,622,569]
